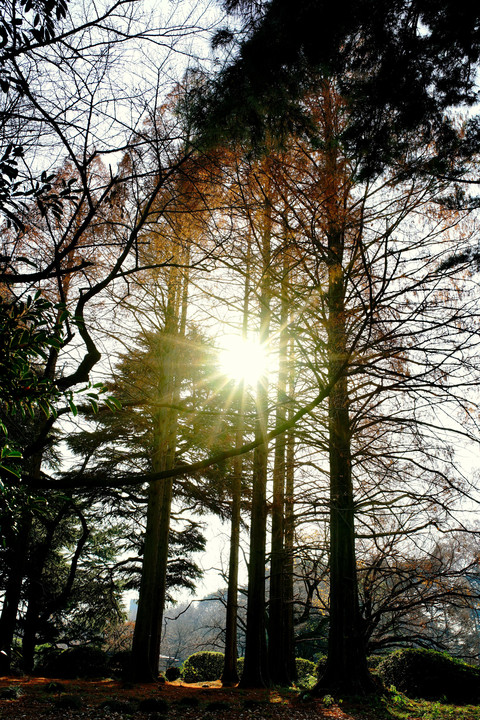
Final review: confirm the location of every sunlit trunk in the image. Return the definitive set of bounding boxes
[131,260,188,681]
[268,253,290,685]
[222,239,251,686]
[239,203,271,688]
[284,332,297,681]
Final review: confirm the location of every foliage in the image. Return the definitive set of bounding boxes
[0,684,22,698]
[107,651,132,680]
[36,645,109,679]
[315,654,327,677]
[182,651,225,683]
[165,666,181,681]
[195,0,480,181]
[367,654,389,669]
[376,648,480,704]
[0,292,62,480]
[295,657,316,687]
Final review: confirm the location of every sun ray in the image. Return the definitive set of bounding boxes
[218,336,269,387]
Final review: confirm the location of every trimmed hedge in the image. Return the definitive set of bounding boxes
[182,651,225,683]
[377,648,480,703]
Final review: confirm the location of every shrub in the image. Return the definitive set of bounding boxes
[38,646,109,679]
[107,650,132,679]
[182,652,224,683]
[34,645,63,675]
[165,666,181,681]
[377,648,480,703]
[296,658,316,684]
[367,654,388,669]
[315,654,327,678]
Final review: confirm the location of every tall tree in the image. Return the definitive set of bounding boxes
[239,171,272,688]
[221,238,251,686]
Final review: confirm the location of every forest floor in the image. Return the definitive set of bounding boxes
[1,676,480,720]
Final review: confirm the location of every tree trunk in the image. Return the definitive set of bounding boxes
[239,204,271,689]
[268,256,290,685]
[313,84,374,695]
[284,333,297,682]
[21,509,67,673]
[222,241,251,686]
[0,512,32,673]
[0,444,45,673]
[131,264,186,681]
[221,393,244,686]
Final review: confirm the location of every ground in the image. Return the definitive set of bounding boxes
[0,676,479,720]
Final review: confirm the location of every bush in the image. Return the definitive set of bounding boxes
[107,650,132,679]
[182,651,224,683]
[367,654,389,669]
[37,646,109,679]
[165,666,181,681]
[296,658,316,684]
[377,648,480,703]
[315,654,327,678]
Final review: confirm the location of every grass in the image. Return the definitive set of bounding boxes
[344,688,480,720]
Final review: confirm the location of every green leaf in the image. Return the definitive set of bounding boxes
[0,463,21,478]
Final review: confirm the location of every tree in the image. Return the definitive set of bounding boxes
[0,0,224,673]
[196,1,480,180]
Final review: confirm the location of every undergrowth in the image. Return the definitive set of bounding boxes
[348,688,480,720]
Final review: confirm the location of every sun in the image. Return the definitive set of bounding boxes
[218,336,269,386]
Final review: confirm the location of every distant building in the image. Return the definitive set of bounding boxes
[128,598,138,621]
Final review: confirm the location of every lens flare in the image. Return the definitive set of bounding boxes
[218,336,269,386]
